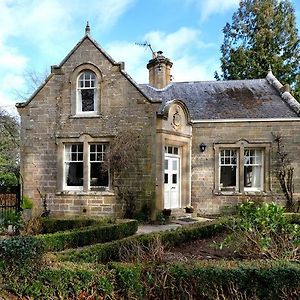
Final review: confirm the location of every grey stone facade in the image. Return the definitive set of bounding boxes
[17,28,300,217]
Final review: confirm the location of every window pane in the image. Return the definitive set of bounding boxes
[81,89,94,111]
[244,166,261,188]
[164,173,168,184]
[164,159,168,170]
[174,147,178,155]
[172,174,177,184]
[220,166,236,189]
[66,162,83,186]
[244,149,262,190]
[90,162,109,187]
[172,160,177,171]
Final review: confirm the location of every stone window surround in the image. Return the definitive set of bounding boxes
[70,63,103,117]
[214,139,271,195]
[56,134,114,195]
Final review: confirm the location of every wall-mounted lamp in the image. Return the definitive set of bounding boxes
[199,143,206,152]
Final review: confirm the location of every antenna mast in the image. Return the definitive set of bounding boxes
[135,41,156,57]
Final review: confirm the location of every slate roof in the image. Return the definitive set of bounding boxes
[139,78,299,120]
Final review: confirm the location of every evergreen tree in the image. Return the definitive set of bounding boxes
[0,109,19,190]
[216,0,300,101]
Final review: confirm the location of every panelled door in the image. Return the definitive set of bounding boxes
[164,155,180,209]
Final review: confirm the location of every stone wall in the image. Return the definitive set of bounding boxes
[17,37,159,217]
[191,120,300,214]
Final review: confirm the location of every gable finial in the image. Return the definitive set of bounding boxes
[85,21,91,35]
[268,64,272,73]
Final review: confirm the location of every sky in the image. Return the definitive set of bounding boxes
[0,0,300,112]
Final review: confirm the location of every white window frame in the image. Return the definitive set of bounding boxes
[64,143,84,191]
[76,71,97,114]
[60,137,110,193]
[244,148,263,192]
[89,143,109,189]
[219,149,238,192]
[214,140,270,194]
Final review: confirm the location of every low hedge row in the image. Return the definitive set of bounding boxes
[40,217,113,234]
[2,260,299,299]
[58,220,224,263]
[285,212,300,224]
[37,219,138,252]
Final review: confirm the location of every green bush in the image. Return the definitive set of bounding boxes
[227,201,300,259]
[59,220,224,263]
[0,210,24,234]
[285,212,300,224]
[21,196,34,209]
[0,235,44,285]
[37,219,138,252]
[2,260,300,299]
[39,217,112,234]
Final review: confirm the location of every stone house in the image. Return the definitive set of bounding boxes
[16,25,300,218]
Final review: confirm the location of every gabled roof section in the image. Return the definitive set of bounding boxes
[16,26,159,108]
[139,74,300,120]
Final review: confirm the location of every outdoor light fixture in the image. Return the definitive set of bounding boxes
[199,143,206,152]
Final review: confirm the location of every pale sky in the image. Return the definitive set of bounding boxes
[0,0,299,112]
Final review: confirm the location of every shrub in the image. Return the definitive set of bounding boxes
[0,210,24,234]
[285,213,300,225]
[0,235,44,288]
[21,196,34,209]
[2,260,300,299]
[39,217,111,234]
[59,220,224,263]
[227,201,300,259]
[37,219,138,252]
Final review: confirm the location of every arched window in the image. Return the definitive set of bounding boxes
[77,71,97,113]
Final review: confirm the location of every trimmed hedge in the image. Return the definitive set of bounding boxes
[58,220,224,263]
[39,217,112,234]
[2,260,299,299]
[285,213,300,224]
[37,219,138,252]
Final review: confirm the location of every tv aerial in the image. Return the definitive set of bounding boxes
[135,41,156,57]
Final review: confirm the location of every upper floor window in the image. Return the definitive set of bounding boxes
[77,71,97,113]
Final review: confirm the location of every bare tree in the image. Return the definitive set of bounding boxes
[13,69,49,102]
[104,128,146,218]
[272,133,296,211]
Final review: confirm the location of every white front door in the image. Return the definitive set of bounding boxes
[164,156,180,209]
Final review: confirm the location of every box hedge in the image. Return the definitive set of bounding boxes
[36,219,138,252]
[58,220,224,263]
[2,260,299,300]
[39,217,112,234]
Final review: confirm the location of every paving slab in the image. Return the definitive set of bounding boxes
[136,217,212,235]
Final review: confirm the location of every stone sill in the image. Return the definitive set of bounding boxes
[70,114,101,119]
[56,190,115,196]
[213,190,272,196]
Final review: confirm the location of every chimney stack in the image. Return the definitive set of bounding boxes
[147,51,173,89]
